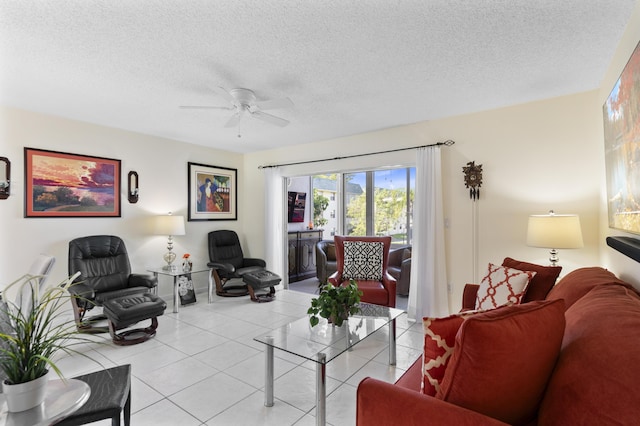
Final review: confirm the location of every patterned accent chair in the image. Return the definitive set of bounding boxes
[329,235,396,308]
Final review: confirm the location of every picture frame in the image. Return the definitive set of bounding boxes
[24,147,121,218]
[188,162,237,221]
[603,39,640,234]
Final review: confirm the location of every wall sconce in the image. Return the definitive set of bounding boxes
[128,171,139,203]
[0,157,10,200]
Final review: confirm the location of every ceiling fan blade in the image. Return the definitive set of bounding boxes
[224,113,241,128]
[213,86,236,104]
[256,97,294,110]
[179,105,234,110]
[251,110,289,127]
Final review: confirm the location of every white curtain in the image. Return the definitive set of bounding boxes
[263,167,287,286]
[407,147,449,320]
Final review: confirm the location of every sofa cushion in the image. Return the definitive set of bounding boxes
[421,310,478,396]
[502,257,561,303]
[545,266,628,310]
[342,241,384,281]
[538,283,640,424]
[475,263,535,310]
[436,299,565,425]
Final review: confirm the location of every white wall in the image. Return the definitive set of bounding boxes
[244,91,602,312]
[0,107,244,301]
[598,1,640,289]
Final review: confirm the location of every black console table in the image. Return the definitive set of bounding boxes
[288,230,323,282]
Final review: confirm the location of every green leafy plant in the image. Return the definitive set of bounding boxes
[0,272,100,385]
[307,280,363,327]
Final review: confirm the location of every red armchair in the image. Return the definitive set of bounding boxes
[329,235,396,308]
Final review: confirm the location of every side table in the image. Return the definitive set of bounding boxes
[147,266,212,313]
[0,379,90,426]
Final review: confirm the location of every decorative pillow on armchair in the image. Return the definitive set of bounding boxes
[475,263,536,310]
[342,241,384,281]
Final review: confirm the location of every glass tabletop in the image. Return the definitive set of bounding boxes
[254,303,404,364]
[0,379,90,426]
[146,265,211,276]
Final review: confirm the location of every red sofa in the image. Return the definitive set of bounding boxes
[357,267,640,425]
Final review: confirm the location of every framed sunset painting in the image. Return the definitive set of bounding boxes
[24,148,121,218]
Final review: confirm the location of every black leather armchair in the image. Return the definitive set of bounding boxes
[315,240,337,285]
[207,230,266,297]
[388,245,411,296]
[68,235,157,332]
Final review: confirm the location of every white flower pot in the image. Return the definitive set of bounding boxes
[2,372,49,412]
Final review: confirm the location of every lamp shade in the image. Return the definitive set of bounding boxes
[526,213,583,249]
[154,214,185,236]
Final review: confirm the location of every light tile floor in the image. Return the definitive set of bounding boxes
[54,289,422,426]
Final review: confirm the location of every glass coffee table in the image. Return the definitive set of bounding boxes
[254,303,405,426]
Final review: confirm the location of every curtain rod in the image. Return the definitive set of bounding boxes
[258,139,455,169]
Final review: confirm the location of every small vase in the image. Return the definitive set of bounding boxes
[3,371,49,412]
[182,259,192,273]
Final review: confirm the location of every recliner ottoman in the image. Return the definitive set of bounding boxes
[102,293,166,345]
[243,270,281,302]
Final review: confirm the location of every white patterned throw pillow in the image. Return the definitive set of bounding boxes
[476,263,536,310]
[342,241,384,281]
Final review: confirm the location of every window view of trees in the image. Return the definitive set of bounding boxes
[313,188,329,229]
[313,168,415,244]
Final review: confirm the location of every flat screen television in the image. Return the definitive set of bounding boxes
[288,191,306,223]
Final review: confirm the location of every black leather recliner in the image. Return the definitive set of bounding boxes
[207,230,266,297]
[68,235,158,332]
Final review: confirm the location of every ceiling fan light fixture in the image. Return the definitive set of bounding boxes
[179,87,293,131]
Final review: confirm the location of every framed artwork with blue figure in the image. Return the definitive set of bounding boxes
[188,162,237,221]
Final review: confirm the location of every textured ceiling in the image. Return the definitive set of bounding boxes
[0,1,636,153]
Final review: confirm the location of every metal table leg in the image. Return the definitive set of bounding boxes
[173,275,179,313]
[316,352,327,426]
[208,268,214,303]
[265,337,274,407]
[151,272,159,296]
[389,318,396,365]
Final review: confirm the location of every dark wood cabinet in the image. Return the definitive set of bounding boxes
[288,230,323,282]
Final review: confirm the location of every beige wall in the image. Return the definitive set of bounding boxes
[0,90,619,313]
[0,107,244,300]
[244,91,603,312]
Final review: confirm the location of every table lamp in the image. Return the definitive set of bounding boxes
[526,210,583,266]
[154,213,185,271]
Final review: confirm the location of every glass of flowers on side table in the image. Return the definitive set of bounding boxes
[181,253,193,272]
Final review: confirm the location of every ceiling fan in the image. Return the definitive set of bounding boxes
[179,87,293,130]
